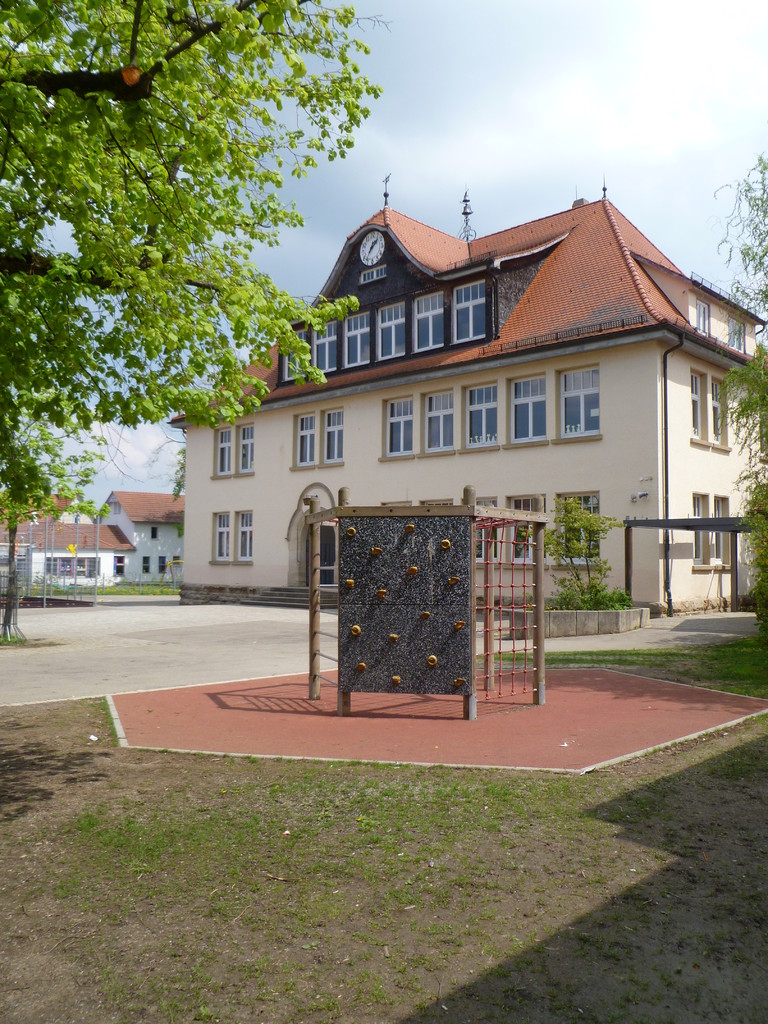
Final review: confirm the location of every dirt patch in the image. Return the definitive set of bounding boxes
[1,699,767,1023]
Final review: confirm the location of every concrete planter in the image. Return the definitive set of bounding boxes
[545,607,650,638]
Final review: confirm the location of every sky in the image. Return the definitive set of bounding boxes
[90,0,768,500]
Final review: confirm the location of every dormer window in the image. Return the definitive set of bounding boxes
[696,299,710,335]
[453,281,485,343]
[314,321,338,373]
[414,292,444,351]
[378,302,406,360]
[283,328,306,381]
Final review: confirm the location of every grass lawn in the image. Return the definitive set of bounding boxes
[2,638,767,1024]
[546,637,768,699]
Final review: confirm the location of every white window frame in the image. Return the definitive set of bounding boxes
[508,495,545,562]
[283,328,306,381]
[466,385,498,447]
[387,398,414,456]
[696,299,710,335]
[313,322,337,373]
[237,511,253,562]
[475,496,499,562]
[557,492,600,562]
[360,265,386,284]
[324,409,344,463]
[414,292,444,351]
[378,302,406,360]
[511,377,546,442]
[238,423,254,473]
[214,512,231,562]
[425,392,454,452]
[713,496,729,564]
[297,414,316,467]
[692,493,707,564]
[345,312,370,367]
[216,428,232,475]
[691,373,702,438]
[711,380,722,445]
[561,369,600,436]
[453,281,486,343]
[728,317,746,352]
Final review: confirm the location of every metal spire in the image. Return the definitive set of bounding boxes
[459,190,476,242]
[383,173,391,208]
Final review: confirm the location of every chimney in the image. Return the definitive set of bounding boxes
[572,197,588,208]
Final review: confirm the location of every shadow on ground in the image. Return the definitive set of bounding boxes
[0,742,108,823]
[401,735,768,1024]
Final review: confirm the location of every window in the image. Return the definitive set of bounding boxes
[454,281,485,343]
[714,496,729,564]
[511,377,546,441]
[360,265,386,284]
[692,494,706,564]
[237,511,253,561]
[415,292,444,351]
[216,428,232,475]
[151,526,159,540]
[561,369,599,436]
[283,328,306,381]
[387,398,413,456]
[711,381,722,445]
[215,513,231,561]
[696,300,710,335]
[239,424,254,472]
[728,317,745,352]
[325,410,344,463]
[314,322,337,373]
[345,312,370,367]
[508,496,544,562]
[475,497,498,562]
[142,555,151,574]
[297,414,316,466]
[556,493,601,560]
[114,555,125,577]
[378,302,406,359]
[425,392,454,451]
[467,385,498,447]
[158,555,167,574]
[691,373,702,438]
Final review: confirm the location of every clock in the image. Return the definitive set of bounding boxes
[360,230,385,266]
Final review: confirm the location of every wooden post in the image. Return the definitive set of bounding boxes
[307,497,321,699]
[730,531,740,612]
[532,516,546,706]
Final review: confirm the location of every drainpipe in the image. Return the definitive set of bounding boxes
[662,334,685,616]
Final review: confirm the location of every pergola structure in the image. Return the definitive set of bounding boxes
[623,517,750,615]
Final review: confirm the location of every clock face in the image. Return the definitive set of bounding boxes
[360,230,385,266]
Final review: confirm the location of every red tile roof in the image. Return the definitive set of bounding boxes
[2,521,134,552]
[110,491,185,524]
[244,198,746,406]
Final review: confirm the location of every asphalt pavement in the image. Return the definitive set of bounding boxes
[0,596,759,706]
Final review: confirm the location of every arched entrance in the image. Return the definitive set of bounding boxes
[285,483,336,588]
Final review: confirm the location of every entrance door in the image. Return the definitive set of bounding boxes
[305,524,336,585]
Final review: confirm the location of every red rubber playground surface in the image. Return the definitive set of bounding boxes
[109,669,768,773]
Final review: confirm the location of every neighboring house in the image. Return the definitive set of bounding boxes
[1,515,134,584]
[180,197,761,612]
[104,491,185,579]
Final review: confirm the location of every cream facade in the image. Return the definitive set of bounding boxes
[181,199,760,612]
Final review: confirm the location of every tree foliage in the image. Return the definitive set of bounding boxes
[544,497,630,610]
[0,1,380,474]
[723,345,768,640]
[0,420,107,639]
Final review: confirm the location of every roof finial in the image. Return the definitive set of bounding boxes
[459,189,476,243]
[383,172,391,208]
[602,175,607,200]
